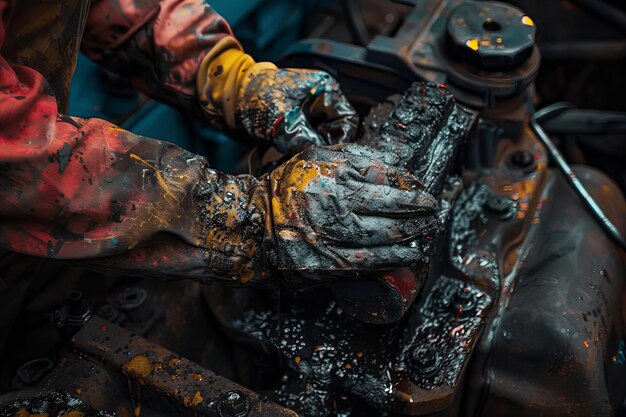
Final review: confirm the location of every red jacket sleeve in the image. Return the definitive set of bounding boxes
[81,0,233,112]
[0,1,275,283]
[0,37,268,282]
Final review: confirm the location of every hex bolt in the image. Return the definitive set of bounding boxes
[509,150,536,172]
[411,345,442,375]
[96,304,120,322]
[217,390,250,417]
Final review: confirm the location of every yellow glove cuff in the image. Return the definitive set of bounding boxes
[197,36,277,128]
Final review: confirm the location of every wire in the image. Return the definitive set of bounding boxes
[530,109,626,252]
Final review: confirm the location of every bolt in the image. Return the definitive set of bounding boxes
[484,194,515,220]
[509,150,536,172]
[96,304,120,322]
[116,287,147,310]
[411,345,442,375]
[450,287,477,316]
[217,390,249,417]
[55,290,92,329]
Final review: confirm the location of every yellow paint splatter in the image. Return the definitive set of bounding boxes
[183,391,204,407]
[122,355,153,379]
[466,39,480,51]
[129,153,178,203]
[109,126,129,133]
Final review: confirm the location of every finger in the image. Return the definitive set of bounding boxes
[336,143,401,166]
[273,109,326,154]
[325,244,427,270]
[303,143,400,169]
[320,212,439,247]
[307,89,359,145]
[340,180,437,215]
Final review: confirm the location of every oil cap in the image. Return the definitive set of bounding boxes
[446,1,536,71]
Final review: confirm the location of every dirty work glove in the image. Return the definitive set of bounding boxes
[265,144,439,273]
[197,37,358,154]
[195,143,439,284]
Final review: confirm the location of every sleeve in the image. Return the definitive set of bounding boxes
[0,24,271,282]
[80,0,234,113]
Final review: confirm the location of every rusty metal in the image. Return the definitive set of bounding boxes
[66,316,297,417]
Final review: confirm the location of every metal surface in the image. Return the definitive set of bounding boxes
[280,0,540,109]
[67,316,297,417]
[465,165,626,416]
[220,81,479,416]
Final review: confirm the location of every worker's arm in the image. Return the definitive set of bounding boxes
[0,8,438,283]
[0,50,261,281]
[81,0,358,154]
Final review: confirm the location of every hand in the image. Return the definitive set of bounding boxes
[263,143,439,273]
[236,69,359,154]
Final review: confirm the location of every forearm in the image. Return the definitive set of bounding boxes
[0,55,271,284]
[81,0,233,112]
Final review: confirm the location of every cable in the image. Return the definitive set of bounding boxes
[530,111,626,252]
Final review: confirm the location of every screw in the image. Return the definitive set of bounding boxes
[217,390,249,417]
[509,150,536,172]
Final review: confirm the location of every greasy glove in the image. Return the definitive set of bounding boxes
[195,143,439,284]
[197,37,358,154]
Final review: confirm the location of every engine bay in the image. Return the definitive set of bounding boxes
[1,1,625,416]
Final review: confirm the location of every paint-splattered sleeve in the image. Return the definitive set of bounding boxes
[81,0,233,112]
[0,43,274,282]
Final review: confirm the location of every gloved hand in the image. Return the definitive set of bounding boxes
[197,37,358,154]
[194,143,439,284]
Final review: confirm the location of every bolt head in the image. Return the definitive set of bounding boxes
[509,150,537,172]
[411,345,442,375]
[217,390,249,417]
[484,194,515,220]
